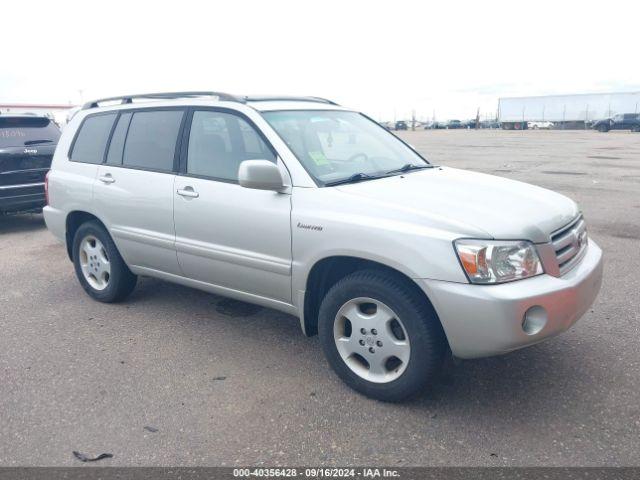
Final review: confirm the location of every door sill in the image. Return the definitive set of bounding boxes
[129,265,298,317]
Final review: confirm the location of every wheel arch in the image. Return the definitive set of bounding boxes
[301,255,442,339]
[65,211,107,260]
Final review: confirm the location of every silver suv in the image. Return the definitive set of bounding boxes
[44,91,603,401]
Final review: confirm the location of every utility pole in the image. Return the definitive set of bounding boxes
[585,104,589,130]
[411,109,416,131]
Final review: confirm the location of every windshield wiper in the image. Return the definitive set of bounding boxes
[324,172,387,187]
[24,140,53,145]
[385,163,435,175]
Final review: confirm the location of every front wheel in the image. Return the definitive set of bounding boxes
[318,270,446,402]
[72,221,137,302]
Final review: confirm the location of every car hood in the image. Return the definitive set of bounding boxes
[335,166,579,243]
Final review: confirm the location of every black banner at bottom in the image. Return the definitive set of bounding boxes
[0,467,638,480]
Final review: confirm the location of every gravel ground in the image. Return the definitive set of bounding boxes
[0,129,638,466]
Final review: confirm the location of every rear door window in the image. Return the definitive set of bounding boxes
[122,110,184,171]
[105,113,132,165]
[71,114,117,164]
[0,117,61,147]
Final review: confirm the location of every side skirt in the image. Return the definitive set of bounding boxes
[129,265,300,318]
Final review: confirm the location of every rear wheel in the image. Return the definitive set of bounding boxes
[318,270,446,402]
[72,221,137,302]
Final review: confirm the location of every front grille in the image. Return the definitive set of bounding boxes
[551,215,588,274]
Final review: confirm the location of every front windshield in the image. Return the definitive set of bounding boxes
[262,110,429,186]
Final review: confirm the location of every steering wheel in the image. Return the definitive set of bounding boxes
[347,153,369,164]
[346,152,387,171]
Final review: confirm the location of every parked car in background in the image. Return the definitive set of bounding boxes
[480,119,501,129]
[446,120,463,129]
[592,113,640,132]
[528,121,554,130]
[0,114,61,213]
[44,91,603,401]
[463,119,477,129]
[395,120,408,131]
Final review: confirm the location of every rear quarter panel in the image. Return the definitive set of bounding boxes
[44,113,100,242]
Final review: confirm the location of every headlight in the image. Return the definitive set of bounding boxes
[454,239,543,284]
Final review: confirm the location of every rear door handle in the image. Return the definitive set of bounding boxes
[176,187,199,198]
[98,174,115,184]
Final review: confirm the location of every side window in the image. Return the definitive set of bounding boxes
[106,113,132,165]
[123,110,184,171]
[70,114,117,164]
[187,111,275,181]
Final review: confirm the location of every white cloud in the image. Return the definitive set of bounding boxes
[1,0,637,120]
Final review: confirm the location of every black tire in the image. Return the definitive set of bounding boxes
[598,124,609,132]
[72,220,137,302]
[318,269,446,402]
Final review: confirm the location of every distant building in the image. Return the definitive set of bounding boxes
[498,92,640,129]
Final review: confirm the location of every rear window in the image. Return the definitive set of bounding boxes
[71,114,117,164]
[122,110,183,171]
[0,117,60,147]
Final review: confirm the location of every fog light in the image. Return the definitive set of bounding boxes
[522,306,547,335]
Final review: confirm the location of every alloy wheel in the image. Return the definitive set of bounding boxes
[333,297,410,383]
[79,235,111,291]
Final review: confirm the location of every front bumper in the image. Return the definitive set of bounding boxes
[419,239,603,359]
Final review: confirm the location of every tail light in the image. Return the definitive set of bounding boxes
[44,170,50,205]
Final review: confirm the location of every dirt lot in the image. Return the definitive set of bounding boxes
[1,129,639,466]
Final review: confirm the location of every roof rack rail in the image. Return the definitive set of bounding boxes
[244,96,339,106]
[82,91,242,110]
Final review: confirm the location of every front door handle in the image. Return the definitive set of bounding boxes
[176,187,199,198]
[98,174,115,184]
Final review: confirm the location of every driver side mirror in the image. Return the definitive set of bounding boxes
[238,160,286,192]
